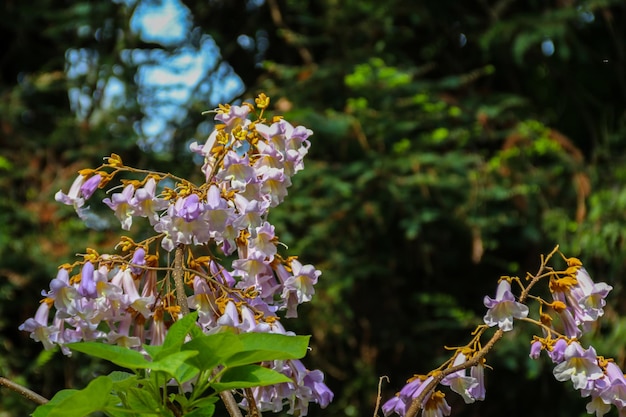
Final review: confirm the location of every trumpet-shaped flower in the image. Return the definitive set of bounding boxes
[483,280,528,331]
[571,267,612,323]
[103,184,135,230]
[441,353,479,404]
[599,362,626,410]
[423,391,452,417]
[132,178,167,225]
[553,341,603,390]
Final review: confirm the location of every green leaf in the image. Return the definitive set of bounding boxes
[211,365,291,392]
[190,396,219,409]
[108,371,138,392]
[155,312,198,361]
[68,342,198,380]
[32,390,78,417]
[223,333,310,367]
[185,406,216,417]
[0,155,13,170]
[182,332,242,371]
[150,350,199,381]
[123,386,169,416]
[32,376,112,417]
[67,342,151,369]
[142,343,162,359]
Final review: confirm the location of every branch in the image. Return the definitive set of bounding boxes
[405,329,504,417]
[173,244,189,316]
[266,0,314,66]
[0,377,48,405]
[245,387,261,417]
[405,245,560,417]
[220,390,244,417]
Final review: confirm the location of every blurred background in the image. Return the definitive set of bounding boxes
[1,0,626,416]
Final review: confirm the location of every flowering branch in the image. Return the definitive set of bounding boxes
[385,244,618,417]
[17,94,333,417]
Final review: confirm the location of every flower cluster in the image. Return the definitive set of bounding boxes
[20,95,332,415]
[529,260,620,417]
[382,249,617,417]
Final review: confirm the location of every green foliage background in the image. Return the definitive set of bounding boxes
[1,0,626,416]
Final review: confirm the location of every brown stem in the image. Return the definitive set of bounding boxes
[0,377,48,405]
[174,245,243,417]
[220,390,244,417]
[173,244,189,316]
[244,387,261,417]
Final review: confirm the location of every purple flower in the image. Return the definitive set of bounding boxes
[46,268,78,316]
[120,269,154,318]
[210,260,235,287]
[79,174,102,199]
[441,353,479,404]
[599,362,626,409]
[132,178,167,225]
[382,396,406,417]
[233,249,273,288]
[250,222,277,261]
[232,194,269,231]
[55,175,86,207]
[130,248,146,275]
[214,104,250,127]
[260,167,291,207]
[103,184,135,230]
[78,262,97,298]
[218,151,256,191]
[529,340,543,359]
[174,193,204,222]
[423,391,452,417]
[303,369,334,407]
[469,363,486,401]
[551,267,612,335]
[19,302,55,350]
[280,259,320,318]
[571,268,612,323]
[483,280,528,331]
[548,338,569,363]
[553,341,603,390]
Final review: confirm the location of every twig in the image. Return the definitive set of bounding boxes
[245,387,261,417]
[0,377,48,405]
[373,376,389,417]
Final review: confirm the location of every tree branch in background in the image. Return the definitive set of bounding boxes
[266,0,314,66]
[0,377,48,405]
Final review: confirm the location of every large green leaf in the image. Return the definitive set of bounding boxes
[223,333,310,367]
[122,386,175,416]
[211,365,292,392]
[67,342,151,369]
[185,406,216,417]
[32,376,112,417]
[150,350,199,382]
[155,312,199,361]
[182,331,242,371]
